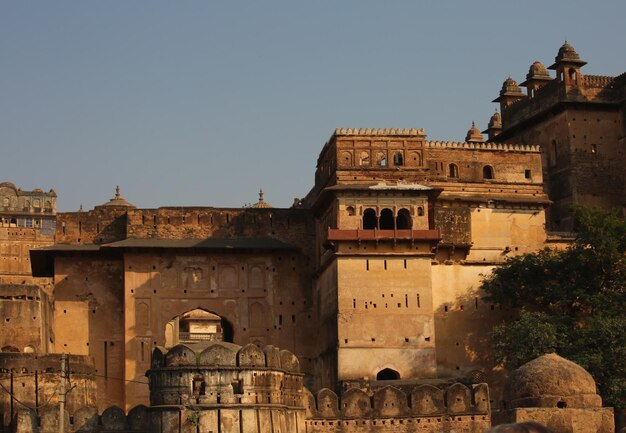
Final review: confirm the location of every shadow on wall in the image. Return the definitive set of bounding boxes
[434,290,515,409]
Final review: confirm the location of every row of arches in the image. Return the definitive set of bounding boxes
[446,164,494,180]
[358,151,405,167]
[1,197,53,210]
[362,208,415,230]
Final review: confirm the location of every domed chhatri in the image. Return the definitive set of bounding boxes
[488,111,502,129]
[501,77,523,95]
[504,353,602,409]
[465,121,485,143]
[527,61,551,80]
[549,41,587,69]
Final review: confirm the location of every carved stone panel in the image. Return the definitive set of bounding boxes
[434,206,472,246]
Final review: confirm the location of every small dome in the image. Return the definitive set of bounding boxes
[0,182,18,192]
[501,77,522,94]
[504,353,602,409]
[527,61,550,79]
[100,186,135,208]
[557,42,580,61]
[488,111,502,129]
[465,121,485,143]
[549,41,587,69]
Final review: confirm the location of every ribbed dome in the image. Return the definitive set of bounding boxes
[501,77,522,93]
[488,111,502,129]
[549,41,587,69]
[504,353,602,409]
[557,42,579,60]
[465,122,485,143]
[527,61,550,79]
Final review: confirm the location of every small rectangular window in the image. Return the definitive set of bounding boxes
[525,169,531,179]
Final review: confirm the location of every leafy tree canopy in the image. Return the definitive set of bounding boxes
[482,206,626,408]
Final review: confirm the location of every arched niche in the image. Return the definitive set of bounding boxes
[363,208,377,229]
[379,208,394,230]
[396,208,412,229]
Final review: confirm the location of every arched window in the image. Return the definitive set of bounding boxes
[568,68,577,83]
[393,151,404,166]
[376,152,387,167]
[417,206,424,217]
[379,208,394,230]
[483,165,494,180]
[359,151,370,166]
[448,163,459,178]
[346,206,355,216]
[396,209,412,230]
[376,368,400,380]
[363,208,377,229]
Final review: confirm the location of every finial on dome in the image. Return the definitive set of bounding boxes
[98,185,135,208]
[79,204,83,212]
[466,121,485,143]
[250,189,272,208]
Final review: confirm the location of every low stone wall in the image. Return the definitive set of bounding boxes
[304,383,490,433]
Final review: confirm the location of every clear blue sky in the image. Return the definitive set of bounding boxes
[2,1,625,211]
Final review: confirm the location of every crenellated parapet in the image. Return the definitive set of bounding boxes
[425,141,540,153]
[334,128,426,137]
[304,383,490,433]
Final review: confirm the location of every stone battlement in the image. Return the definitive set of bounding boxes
[425,141,540,152]
[334,128,426,137]
[307,382,489,419]
[305,383,490,433]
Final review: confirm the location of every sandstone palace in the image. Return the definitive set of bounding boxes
[0,43,624,433]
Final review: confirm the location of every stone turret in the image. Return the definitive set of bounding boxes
[147,342,306,433]
[483,111,502,140]
[549,41,587,86]
[465,121,485,143]
[521,61,552,97]
[493,77,526,111]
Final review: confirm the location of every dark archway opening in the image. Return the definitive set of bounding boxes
[393,151,404,166]
[376,368,400,380]
[449,163,459,178]
[379,208,394,230]
[221,318,234,343]
[363,208,377,229]
[483,165,494,180]
[396,209,412,230]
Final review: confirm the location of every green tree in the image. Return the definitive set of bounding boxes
[481,206,626,408]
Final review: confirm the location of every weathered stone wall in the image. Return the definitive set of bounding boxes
[52,254,125,410]
[123,250,317,410]
[125,208,314,249]
[0,353,96,430]
[55,209,128,245]
[0,285,53,354]
[305,383,490,433]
